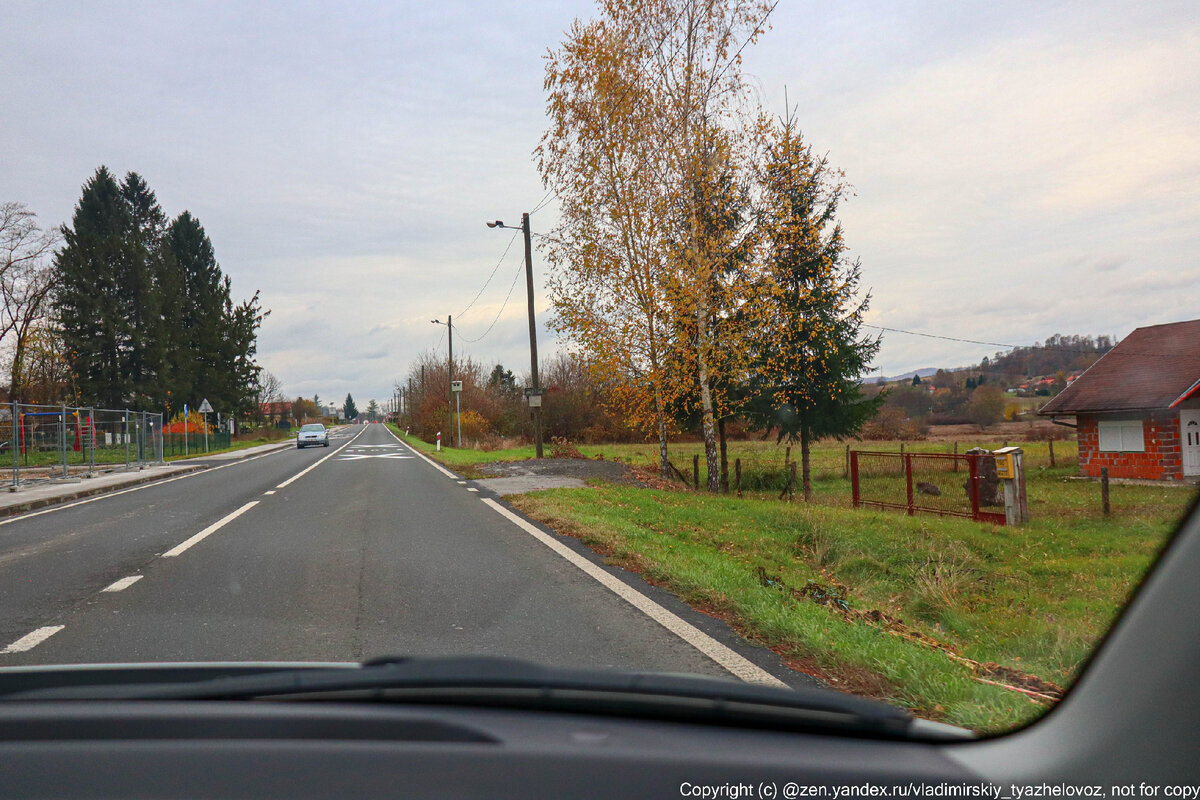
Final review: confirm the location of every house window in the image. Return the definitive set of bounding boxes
[1098,419,1145,452]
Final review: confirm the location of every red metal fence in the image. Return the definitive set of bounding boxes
[850,450,1007,524]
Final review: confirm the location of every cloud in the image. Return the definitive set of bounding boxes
[3,1,1196,390]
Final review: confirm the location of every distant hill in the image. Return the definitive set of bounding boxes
[867,334,1116,388]
[873,368,940,383]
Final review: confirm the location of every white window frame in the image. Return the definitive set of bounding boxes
[1098,419,1145,452]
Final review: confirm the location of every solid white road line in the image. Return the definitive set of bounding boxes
[384,426,458,479]
[1,625,64,654]
[275,427,368,489]
[0,445,290,529]
[101,575,143,592]
[162,501,259,558]
[481,498,787,688]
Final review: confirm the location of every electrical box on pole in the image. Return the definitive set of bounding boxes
[992,446,1029,525]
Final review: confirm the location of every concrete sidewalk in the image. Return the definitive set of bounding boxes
[0,438,295,519]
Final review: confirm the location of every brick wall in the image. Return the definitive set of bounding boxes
[1078,411,1183,480]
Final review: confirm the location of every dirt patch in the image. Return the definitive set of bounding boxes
[752,566,1063,704]
[922,420,1069,443]
[479,457,646,487]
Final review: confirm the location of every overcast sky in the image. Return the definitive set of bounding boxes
[2,1,1197,406]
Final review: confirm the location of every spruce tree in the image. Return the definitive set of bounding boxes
[343,394,359,420]
[55,167,266,414]
[54,167,133,408]
[119,172,170,408]
[166,211,224,407]
[744,113,883,500]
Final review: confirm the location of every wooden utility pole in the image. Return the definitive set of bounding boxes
[522,213,544,459]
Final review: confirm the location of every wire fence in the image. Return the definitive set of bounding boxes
[163,431,232,458]
[0,403,165,488]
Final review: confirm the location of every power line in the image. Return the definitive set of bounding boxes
[457,232,519,320]
[529,189,556,216]
[455,257,526,344]
[863,325,1014,350]
[532,8,684,221]
[710,0,780,89]
[863,324,1189,360]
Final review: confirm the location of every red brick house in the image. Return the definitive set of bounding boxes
[259,401,292,427]
[1038,319,1200,481]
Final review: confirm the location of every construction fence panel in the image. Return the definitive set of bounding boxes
[1,404,164,488]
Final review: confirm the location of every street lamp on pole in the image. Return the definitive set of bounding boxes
[487,213,543,458]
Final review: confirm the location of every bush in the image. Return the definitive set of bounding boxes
[965,386,1005,429]
[861,407,926,440]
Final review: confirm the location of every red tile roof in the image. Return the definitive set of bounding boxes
[1039,318,1200,415]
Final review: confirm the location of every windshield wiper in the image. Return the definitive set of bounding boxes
[0,656,967,741]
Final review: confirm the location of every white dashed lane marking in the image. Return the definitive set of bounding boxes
[162,501,259,558]
[101,575,143,592]
[1,625,64,654]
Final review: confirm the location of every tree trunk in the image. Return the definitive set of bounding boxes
[718,416,728,493]
[801,421,813,502]
[9,336,25,405]
[654,384,670,480]
[696,303,720,493]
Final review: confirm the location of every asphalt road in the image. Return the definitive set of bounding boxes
[0,424,807,686]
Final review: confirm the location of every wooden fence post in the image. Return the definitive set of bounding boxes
[779,462,797,502]
[693,454,700,491]
[1049,439,1056,467]
[735,458,742,497]
[1101,467,1110,516]
[904,453,914,515]
[953,441,959,473]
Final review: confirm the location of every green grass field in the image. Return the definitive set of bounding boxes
[390,425,1197,731]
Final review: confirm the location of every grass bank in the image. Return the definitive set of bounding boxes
[391,424,1196,731]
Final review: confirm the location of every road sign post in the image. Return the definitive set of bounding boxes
[198,399,214,453]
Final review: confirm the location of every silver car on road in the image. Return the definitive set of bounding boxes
[296,423,329,448]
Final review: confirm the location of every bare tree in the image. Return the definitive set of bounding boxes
[1,202,60,402]
[253,369,285,409]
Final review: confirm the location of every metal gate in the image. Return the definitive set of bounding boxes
[850,450,1007,524]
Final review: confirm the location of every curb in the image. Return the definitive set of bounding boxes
[166,439,295,464]
[0,465,209,519]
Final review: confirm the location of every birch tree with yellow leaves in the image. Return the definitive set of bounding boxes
[539,0,773,487]
[538,9,684,478]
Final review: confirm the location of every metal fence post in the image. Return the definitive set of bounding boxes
[968,454,980,521]
[10,401,18,491]
[87,408,95,476]
[124,410,130,469]
[59,404,67,478]
[850,450,860,508]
